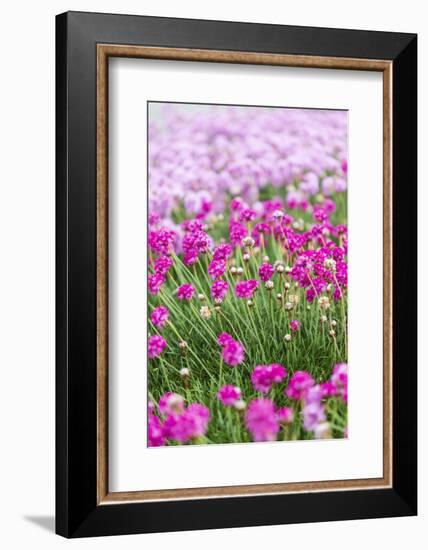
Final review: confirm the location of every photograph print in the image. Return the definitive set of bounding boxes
[147,102,348,447]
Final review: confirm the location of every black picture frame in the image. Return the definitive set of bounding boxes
[56,11,417,538]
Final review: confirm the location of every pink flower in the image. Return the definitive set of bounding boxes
[148,272,166,295]
[217,385,241,406]
[148,335,167,359]
[258,262,274,282]
[251,364,287,393]
[150,306,169,329]
[148,212,160,226]
[217,332,235,347]
[290,320,301,332]
[331,363,348,402]
[235,279,259,299]
[177,283,195,300]
[154,255,173,275]
[245,398,280,442]
[148,414,165,447]
[277,406,294,424]
[285,370,314,400]
[239,208,257,222]
[229,221,247,246]
[212,243,233,261]
[208,259,227,279]
[158,392,185,416]
[211,280,228,301]
[320,381,337,398]
[303,401,326,431]
[183,249,199,266]
[148,228,176,255]
[163,403,210,443]
[222,340,245,366]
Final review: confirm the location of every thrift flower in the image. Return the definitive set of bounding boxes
[148,272,166,296]
[245,398,280,442]
[211,280,228,301]
[303,401,326,432]
[158,392,185,416]
[258,262,274,282]
[331,362,348,402]
[148,414,165,447]
[235,279,259,299]
[277,406,294,424]
[154,255,173,275]
[148,335,167,359]
[177,283,195,300]
[150,306,169,329]
[290,320,301,332]
[285,370,315,400]
[222,340,245,366]
[251,364,287,393]
[217,385,241,406]
[217,332,235,347]
[208,259,227,279]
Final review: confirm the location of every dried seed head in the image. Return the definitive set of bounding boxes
[242,236,255,248]
[263,255,270,263]
[329,329,336,337]
[198,293,205,301]
[284,282,291,290]
[180,367,190,378]
[179,340,188,350]
[330,320,337,327]
[247,299,254,307]
[214,305,222,312]
[318,296,331,310]
[285,266,292,274]
[284,334,292,342]
[289,294,299,304]
[243,253,250,262]
[276,264,285,274]
[284,302,293,311]
[324,258,337,271]
[314,422,331,440]
[265,281,274,290]
[237,267,244,275]
[200,305,212,319]
[276,293,283,300]
[326,283,333,292]
[230,266,237,275]
[234,399,247,412]
[320,315,328,323]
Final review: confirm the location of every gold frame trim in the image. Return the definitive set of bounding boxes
[96,44,393,505]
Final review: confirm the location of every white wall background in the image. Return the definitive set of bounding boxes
[0,1,424,548]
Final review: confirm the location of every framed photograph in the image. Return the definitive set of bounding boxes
[56,11,417,538]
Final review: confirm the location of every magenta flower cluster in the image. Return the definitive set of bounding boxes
[149,393,210,445]
[217,385,241,406]
[217,332,245,366]
[177,283,195,300]
[251,364,287,394]
[148,335,167,359]
[235,279,259,299]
